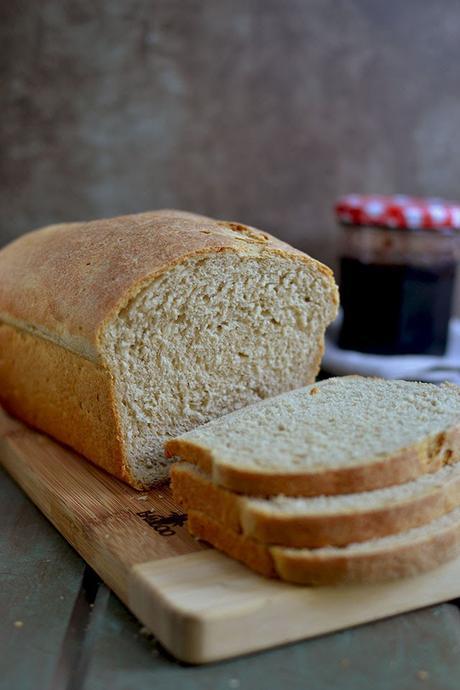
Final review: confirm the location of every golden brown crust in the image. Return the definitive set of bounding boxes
[171,463,243,533]
[171,461,460,547]
[166,440,215,474]
[187,509,460,585]
[187,510,277,578]
[166,423,460,497]
[0,322,136,486]
[0,209,337,361]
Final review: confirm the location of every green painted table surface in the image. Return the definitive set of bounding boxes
[2,467,460,690]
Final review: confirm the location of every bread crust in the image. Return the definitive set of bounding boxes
[171,463,243,533]
[166,423,460,497]
[187,509,460,585]
[187,510,277,578]
[0,322,138,485]
[171,462,460,547]
[0,210,338,488]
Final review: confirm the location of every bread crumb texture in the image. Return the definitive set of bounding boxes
[102,253,335,485]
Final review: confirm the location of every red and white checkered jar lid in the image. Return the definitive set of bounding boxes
[335,194,460,232]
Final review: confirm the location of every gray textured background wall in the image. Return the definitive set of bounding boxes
[2,0,460,275]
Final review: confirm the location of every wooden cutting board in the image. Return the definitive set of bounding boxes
[3,406,460,664]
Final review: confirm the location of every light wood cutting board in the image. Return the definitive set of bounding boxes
[2,406,460,664]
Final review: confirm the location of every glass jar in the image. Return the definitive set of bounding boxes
[335,195,460,356]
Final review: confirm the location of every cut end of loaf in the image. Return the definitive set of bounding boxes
[102,250,337,487]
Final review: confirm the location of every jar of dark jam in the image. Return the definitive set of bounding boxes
[335,195,460,356]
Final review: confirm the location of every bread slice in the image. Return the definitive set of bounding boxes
[187,506,460,584]
[165,377,460,496]
[0,210,338,488]
[171,461,460,547]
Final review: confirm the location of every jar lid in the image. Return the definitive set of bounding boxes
[335,194,460,232]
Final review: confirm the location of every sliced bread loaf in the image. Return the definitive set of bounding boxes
[0,210,338,488]
[171,461,460,547]
[187,506,460,584]
[166,377,460,496]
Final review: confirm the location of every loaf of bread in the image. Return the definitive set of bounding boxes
[0,210,338,487]
[171,461,460,547]
[166,376,460,496]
